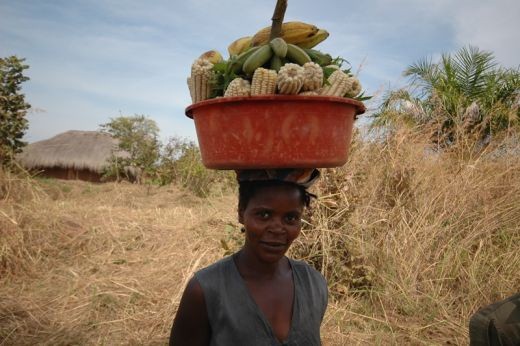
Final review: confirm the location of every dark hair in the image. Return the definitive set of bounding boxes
[238,180,315,211]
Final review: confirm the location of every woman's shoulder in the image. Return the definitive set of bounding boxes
[289,257,328,319]
[289,257,327,287]
[194,255,235,286]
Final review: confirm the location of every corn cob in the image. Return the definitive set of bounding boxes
[224,78,251,97]
[344,76,362,97]
[299,90,321,96]
[187,77,194,102]
[277,63,304,95]
[251,68,277,95]
[320,69,350,97]
[190,58,214,103]
[302,62,323,91]
[252,22,319,46]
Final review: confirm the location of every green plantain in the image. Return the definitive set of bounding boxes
[242,45,274,76]
[285,44,311,65]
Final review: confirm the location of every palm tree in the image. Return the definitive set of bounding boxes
[374,46,519,147]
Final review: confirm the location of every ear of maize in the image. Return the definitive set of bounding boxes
[277,63,304,95]
[224,78,251,97]
[251,68,277,95]
[320,69,350,97]
[189,58,214,103]
[344,76,362,97]
[302,62,323,91]
[299,90,321,96]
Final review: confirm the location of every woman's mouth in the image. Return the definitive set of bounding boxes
[259,241,286,251]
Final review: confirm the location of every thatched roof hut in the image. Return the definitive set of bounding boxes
[18,130,126,182]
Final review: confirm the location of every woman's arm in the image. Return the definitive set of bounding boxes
[169,277,211,346]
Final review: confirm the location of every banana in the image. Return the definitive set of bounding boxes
[229,46,261,74]
[228,36,252,56]
[269,38,288,58]
[296,29,330,49]
[243,45,273,76]
[270,55,283,72]
[304,49,333,66]
[252,21,319,46]
[285,44,311,65]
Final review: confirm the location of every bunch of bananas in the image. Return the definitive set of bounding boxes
[226,21,332,77]
[228,38,332,76]
[228,21,330,56]
[188,20,366,103]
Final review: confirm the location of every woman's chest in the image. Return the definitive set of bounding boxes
[245,276,295,342]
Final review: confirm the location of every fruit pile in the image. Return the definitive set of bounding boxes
[187,21,366,104]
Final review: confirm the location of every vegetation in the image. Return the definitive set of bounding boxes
[1,46,518,344]
[1,129,518,344]
[99,115,161,183]
[0,56,31,167]
[158,137,234,197]
[374,46,520,151]
[98,116,232,196]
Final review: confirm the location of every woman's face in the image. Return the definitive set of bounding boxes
[239,184,304,263]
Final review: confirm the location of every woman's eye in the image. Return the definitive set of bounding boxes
[286,214,301,223]
[258,211,270,219]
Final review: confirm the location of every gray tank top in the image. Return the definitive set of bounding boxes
[195,255,328,346]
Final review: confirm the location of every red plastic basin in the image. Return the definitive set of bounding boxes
[185,95,365,169]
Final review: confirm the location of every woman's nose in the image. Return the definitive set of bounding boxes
[268,217,285,233]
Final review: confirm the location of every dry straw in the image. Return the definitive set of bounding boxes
[16,130,124,173]
[1,129,519,345]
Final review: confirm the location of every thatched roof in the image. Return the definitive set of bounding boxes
[18,130,126,173]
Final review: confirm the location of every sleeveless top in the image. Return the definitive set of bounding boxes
[195,255,328,346]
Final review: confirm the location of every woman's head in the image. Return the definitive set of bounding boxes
[237,180,312,263]
[238,180,312,212]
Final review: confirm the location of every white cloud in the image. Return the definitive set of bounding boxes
[1,0,518,143]
[450,0,519,67]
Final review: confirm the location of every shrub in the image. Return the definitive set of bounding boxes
[158,137,234,197]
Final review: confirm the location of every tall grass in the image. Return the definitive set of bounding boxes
[292,129,520,343]
[1,129,518,344]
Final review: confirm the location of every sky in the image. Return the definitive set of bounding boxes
[1,0,519,143]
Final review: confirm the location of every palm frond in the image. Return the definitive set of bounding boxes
[404,57,439,98]
[452,46,496,100]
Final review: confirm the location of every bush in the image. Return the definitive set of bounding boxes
[158,137,234,197]
[99,115,160,183]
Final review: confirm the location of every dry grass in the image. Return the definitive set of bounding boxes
[296,129,520,344]
[1,130,519,345]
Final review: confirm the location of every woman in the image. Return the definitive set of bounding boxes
[169,169,327,346]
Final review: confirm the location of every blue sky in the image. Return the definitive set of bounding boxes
[1,0,519,143]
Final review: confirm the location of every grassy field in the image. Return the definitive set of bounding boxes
[1,131,519,345]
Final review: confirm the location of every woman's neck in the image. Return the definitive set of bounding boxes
[235,248,289,281]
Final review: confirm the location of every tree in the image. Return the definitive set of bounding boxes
[99,115,160,183]
[0,56,31,166]
[374,46,520,147]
